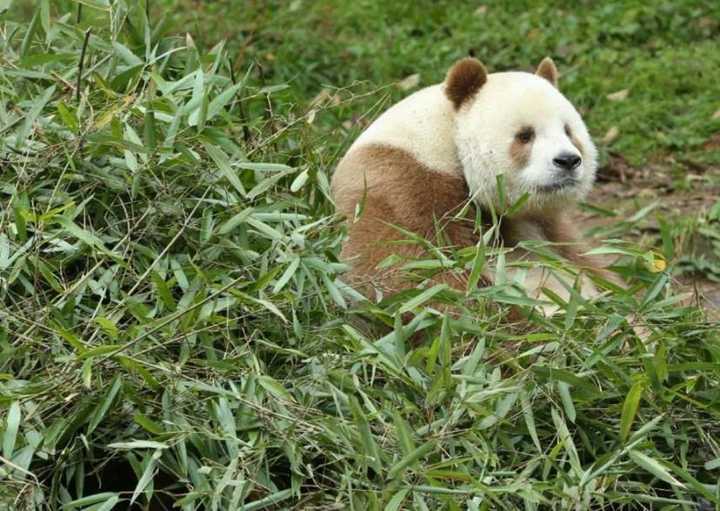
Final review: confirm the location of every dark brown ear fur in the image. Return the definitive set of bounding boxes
[445,58,487,109]
[536,57,559,87]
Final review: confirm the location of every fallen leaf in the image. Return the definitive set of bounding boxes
[597,154,634,183]
[703,133,720,150]
[637,188,658,199]
[627,314,652,344]
[607,89,629,101]
[310,89,331,107]
[306,109,316,124]
[648,257,666,273]
[603,126,619,144]
[397,74,420,91]
[697,16,716,29]
[675,291,696,308]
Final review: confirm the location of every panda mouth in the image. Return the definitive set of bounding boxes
[537,177,577,193]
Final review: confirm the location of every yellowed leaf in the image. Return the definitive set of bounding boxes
[650,258,667,273]
[602,126,619,144]
[607,89,629,101]
[397,74,420,91]
[310,89,331,107]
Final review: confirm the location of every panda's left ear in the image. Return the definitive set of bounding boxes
[445,57,487,109]
[536,57,559,88]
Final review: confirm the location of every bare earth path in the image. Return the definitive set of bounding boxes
[583,152,720,320]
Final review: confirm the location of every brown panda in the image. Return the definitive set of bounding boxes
[331,57,611,315]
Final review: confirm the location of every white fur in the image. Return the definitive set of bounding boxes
[345,65,600,311]
[350,71,597,211]
[351,85,461,175]
[454,72,597,211]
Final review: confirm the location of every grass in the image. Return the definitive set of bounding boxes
[1,1,719,510]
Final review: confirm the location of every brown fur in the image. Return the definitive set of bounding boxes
[570,134,584,157]
[509,138,532,169]
[444,58,487,109]
[332,144,615,299]
[332,144,485,297]
[502,212,619,285]
[535,57,559,87]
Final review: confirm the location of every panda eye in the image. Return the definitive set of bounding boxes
[515,127,534,144]
[564,124,572,137]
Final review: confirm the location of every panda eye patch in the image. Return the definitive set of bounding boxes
[515,127,535,144]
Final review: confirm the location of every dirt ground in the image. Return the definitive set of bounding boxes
[583,152,720,321]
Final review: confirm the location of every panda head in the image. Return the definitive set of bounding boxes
[445,57,597,213]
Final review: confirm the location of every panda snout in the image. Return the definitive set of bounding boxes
[552,152,582,172]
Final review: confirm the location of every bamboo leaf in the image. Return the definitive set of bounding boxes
[16,85,55,147]
[290,168,309,192]
[236,162,294,172]
[207,81,244,120]
[218,208,253,235]
[204,143,246,196]
[385,488,410,511]
[388,441,435,479]
[87,375,122,435]
[521,391,542,453]
[272,257,300,293]
[62,492,119,509]
[558,381,576,424]
[258,375,294,402]
[108,440,169,450]
[398,284,448,314]
[629,450,685,487]
[3,402,21,458]
[130,449,162,505]
[113,41,143,66]
[467,242,486,293]
[238,489,293,511]
[620,380,644,442]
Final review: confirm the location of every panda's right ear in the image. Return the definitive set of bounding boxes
[445,57,487,109]
[536,57,559,88]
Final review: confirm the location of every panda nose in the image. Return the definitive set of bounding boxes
[553,152,582,172]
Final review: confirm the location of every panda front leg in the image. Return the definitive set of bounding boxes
[511,263,601,317]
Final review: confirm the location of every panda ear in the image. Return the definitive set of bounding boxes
[536,57,559,88]
[445,57,487,109]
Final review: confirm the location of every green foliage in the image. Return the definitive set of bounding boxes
[166,0,720,167]
[0,1,719,510]
[677,199,720,282]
